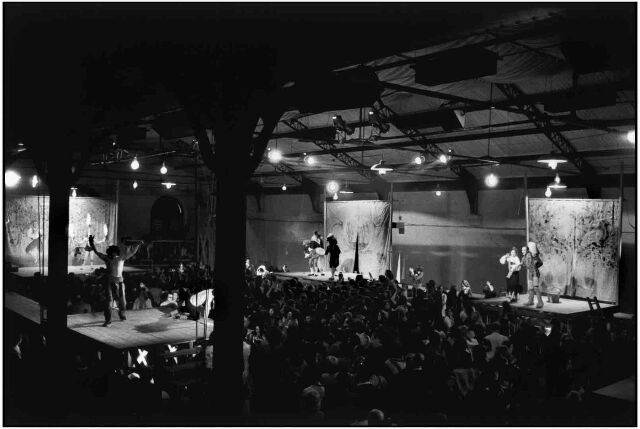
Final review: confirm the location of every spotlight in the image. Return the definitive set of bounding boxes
[31,175,39,188]
[304,155,316,165]
[545,187,552,198]
[130,156,140,170]
[5,170,21,187]
[332,115,354,135]
[268,148,283,163]
[281,184,287,191]
[368,109,390,133]
[413,155,426,165]
[438,153,449,164]
[327,181,340,194]
[162,182,176,189]
[132,180,138,189]
[333,193,339,200]
[71,187,78,198]
[160,162,168,175]
[537,153,567,170]
[626,130,635,144]
[484,173,499,188]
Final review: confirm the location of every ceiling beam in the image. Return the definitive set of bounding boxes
[495,83,603,198]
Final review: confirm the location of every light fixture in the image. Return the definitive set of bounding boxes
[537,153,568,170]
[339,183,354,194]
[413,154,426,165]
[484,172,499,188]
[267,148,283,163]
[304,155,316,165]
[130,156,140,170]
[626,130,635,144]
[332,115,354,135]
[549,173,567,189]
[333,193,338,200]
[281,184,287,191]
[71,187,78,198]
[326,181,340,194]
[5,170,21,187]
[132,180,138,189]
[160,162,168,175]
[438,153,449,164]
[545,187,552,198]
[31,175,39,188]
[371,159,393,175]
[368,109,390,133]
[162,182,176,189]
[435,184,443,197]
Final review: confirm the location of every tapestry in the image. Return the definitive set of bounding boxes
[326,200,391,276]
[4,196,117,267]
[528,199,621,303]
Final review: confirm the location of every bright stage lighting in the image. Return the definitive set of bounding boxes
[545,187,552,198]
[268,148,283,163]
[327,181,340,194]
[484,173,498,188]
[31,175,39,188]
[281,184,287,191]
[71,187,78,198]
[626,130,635,144]
[537,153,567,170]
[438,154,449,164]
[160,162,168,175]
[413,155,425,165]
[162,182,176,189]
[5,170,21,187]
[130,156,140,170]
[549,173,567,189]
[304,155,316,165]
[132,180,138,189]
[333,193,338,200]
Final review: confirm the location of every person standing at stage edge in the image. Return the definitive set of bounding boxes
[325,233,341,282]
[522,241,544,308]
[88,235,143,326]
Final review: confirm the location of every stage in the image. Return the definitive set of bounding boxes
[274,271,361,285]
[473,296,617,319]
[13,265,147,278]
[5,292,213,350]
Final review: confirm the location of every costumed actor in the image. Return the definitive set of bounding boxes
[89,235,143,326]
[325,233,341,282]
[523,241,544,308]
[499,247,522,303]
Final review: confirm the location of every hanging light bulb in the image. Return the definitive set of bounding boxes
[626,130,635,144]
[326,181,340,194]
[160,162,168,175]
[162,182,176,189]
[268,148,283,163]
[130,156,140,170]
[413,154,425,165]
[435,184,442,197]
[31,175,39,188]
[132,180,138,189]
[549,173,567,189]
[545,187,552,198]
[281,184,287,191]
[4,170,21,187]
[333,193,338,200]
[438,153,449,164]
[370,159,393,175]
[537,153,568,170]
[484,172,499,188]
[304,155,316,165]
[71,187,77,198]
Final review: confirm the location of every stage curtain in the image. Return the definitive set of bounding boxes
[528,199,621,303]
[326,200,391,277]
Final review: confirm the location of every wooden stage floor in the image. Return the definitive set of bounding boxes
[274,271,360,284]
[5,292,213,350]
[13,265,146,278]
[473,296,616,318]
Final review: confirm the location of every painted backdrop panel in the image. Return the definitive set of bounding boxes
[326,200,391,276]
[5,196,117,267]
[528,199,621,302]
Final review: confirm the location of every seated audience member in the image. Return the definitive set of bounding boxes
[160,292,179,308]
[459,280,472,300]
[132,284,153,310]
[484,323,509,361]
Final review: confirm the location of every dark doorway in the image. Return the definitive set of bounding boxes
[150,196,185,239]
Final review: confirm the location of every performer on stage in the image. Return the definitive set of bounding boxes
[522,241,544,308]
[89,235,143,326]
[325,233,341,281]
[499,247,522,303]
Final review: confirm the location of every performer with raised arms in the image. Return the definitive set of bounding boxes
[499,247,522,303]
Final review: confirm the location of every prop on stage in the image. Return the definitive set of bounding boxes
[528,198,621,303]
[5,196,117,268]
[325,200,391,276]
